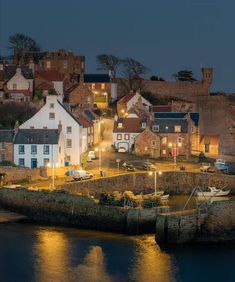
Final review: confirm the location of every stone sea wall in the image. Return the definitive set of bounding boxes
[0,166,42,183]
[0,188,161,234]
[58,172,235,196]
[155,201,235,244]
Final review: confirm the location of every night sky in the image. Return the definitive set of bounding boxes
[0,0,235,92]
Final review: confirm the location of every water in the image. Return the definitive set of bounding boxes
[0,223,235,282]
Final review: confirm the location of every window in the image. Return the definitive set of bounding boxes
[92,83,95,90]
[161,137,167,145]
[44,158,49,166]
[174,125,181,133]
[46,61,51,69]
[13,83,17,89]
[118,122,123,128]
[31,145,37,155]
[43,145,50,155]
[177,137,182,144]
[30,126,34,129]
[152,125,159,132]
[67,155,71,162]
[19,145,25,154]
[117,134,122,140]
[49,103,54,109]
[101,83,105,90]
[18,158,25,167]
[205,144,210,153]
[162,149,166,155]
[66,126,72,134]
[49,112,55,119]
[142,122,146,128]
[43,126,48,129]
[191,126,195,133]
[66,139,72,148]
[151,140,156,147]
[124,134,129,140]
[63,60,68,69]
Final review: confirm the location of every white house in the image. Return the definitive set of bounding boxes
[19,94,84,165]
[113,116,147,152]
[14,129,64,168]
[6,67,32,102]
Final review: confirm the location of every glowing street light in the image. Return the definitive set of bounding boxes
[95,147,105,176]
[148,170,162,195]
[47,162,59,189]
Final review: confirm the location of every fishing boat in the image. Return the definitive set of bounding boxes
[197,186,230,197]
[160,194,170,201]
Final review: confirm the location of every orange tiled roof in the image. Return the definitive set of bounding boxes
[36,71,64,81]
[113,117,146,133]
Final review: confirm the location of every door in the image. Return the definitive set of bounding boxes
[31,158,37,168]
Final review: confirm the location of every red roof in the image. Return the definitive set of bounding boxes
[7,89,31,97]
[77,114,93,128]
[113,118,146,133]
[36,71,64,81]
[36,81,53,91]
[118,92,136,103]
[151,105,172,112]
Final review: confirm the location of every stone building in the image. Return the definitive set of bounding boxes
[199,135,219,156]
[0,130,15,163]
[67,83,94,110]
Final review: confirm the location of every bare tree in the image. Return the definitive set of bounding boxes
[96,54,121,79]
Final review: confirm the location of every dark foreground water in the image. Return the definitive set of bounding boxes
[0,224,235,282]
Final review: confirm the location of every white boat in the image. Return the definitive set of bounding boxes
[197,186,230,197]
[161,194,170,201]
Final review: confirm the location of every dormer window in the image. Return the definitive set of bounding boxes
[152,125,159,132]
[118,122,123,128]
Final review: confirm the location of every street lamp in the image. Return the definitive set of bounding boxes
[149,170,162,196]
[168,142,182,165]
[95,147,105,176]
[47,162,59,189]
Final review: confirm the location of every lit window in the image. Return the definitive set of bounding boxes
[19,145,25,154]
[92,83,95,90]
[161,137,167,145]
[31,145,37,155]
[162,149,166,155]
[124,134,129,140]
[152,125,159,132]
[43,145,50,155]
[18,158,25,167]
[174,125,181,133]
[118,122,123,128]
[101,83,105,90]
[66,139,72,148]
[117,134,122,140]
[66,126,72,134]
[46,61,51,69]
[49,113,55,119]
[50,103,54,109]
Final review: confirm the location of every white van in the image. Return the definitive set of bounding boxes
[88,151,97,161]
[73,170,93,181]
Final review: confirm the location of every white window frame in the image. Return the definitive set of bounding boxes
[152,125,159,132]
[66,126,72,134]
[66,139,72,148]
[117,134,122,140]
[49,113,55,120]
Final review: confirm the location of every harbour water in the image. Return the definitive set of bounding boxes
[0,223,235,282]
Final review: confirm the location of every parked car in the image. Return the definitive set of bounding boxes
[88,151,97,161]
[215,159,229,173]
[200,163,211,172]
[73,170,94,181]
[141,162,157,171]
[122,162,135,171]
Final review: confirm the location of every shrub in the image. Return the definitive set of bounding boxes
[0,160,16,167]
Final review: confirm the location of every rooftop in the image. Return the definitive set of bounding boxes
[14,129,60,144]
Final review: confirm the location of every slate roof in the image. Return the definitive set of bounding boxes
[76,74,110,83]
[153,118,188,133]
[77,114,93,128]
[0,130,15,143]
[83,109,97,122]
[154,112,199,126]
[14,129,60,144]
[4,65,34,80]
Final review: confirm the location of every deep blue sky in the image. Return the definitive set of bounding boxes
[0,0,235,92]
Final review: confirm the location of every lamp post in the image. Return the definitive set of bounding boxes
[95,147,105,176]
[168,142,182,165]
[47,162,59,189]
[149,170,162,195]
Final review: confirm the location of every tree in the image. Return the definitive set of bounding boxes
[173,70,196,82]
[96,54,121,79]
[150,75,165,81]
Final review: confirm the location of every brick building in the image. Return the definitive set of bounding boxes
[0,130,15,163]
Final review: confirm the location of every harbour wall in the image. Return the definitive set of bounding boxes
[0,188,166,234]
[155,200,235,244]
[58,172,235,195]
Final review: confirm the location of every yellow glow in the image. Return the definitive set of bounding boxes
[178,143,182,147]
[158,171,162,176]
[47,163,51,167]
[56,163,60,167]
[168,143,172,148]
[149,171,153,176]
[95,147,98,152]
[102,148,105,152]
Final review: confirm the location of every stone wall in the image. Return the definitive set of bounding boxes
[58,172,235,196]
[0,188,161,234]
[0,166,42,183]
[155,200,235,244]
